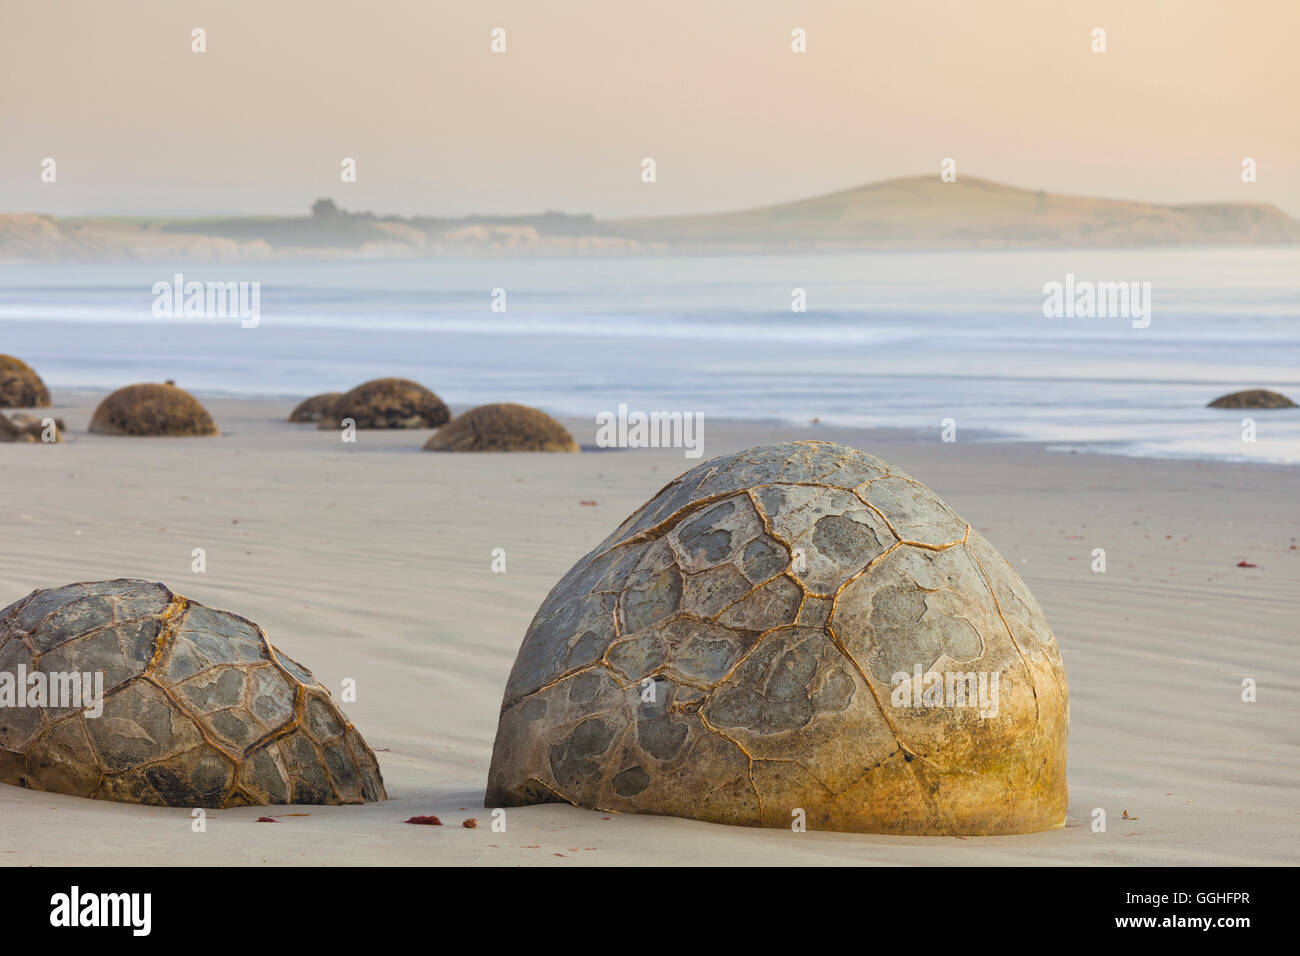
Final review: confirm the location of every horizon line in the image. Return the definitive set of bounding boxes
[6,171,1295,224]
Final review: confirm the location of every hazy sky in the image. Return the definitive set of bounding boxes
[2,0,1296,218]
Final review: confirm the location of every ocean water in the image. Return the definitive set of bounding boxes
[2,248,1298,463]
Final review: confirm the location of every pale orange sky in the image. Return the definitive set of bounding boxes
[2,0,1296,218]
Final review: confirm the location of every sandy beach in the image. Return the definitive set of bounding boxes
[2,393,1296,866]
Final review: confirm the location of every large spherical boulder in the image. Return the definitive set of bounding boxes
[1207,389,1297,409]
[320,378,449,430]
[423,403,578,453]
[288,392,342,423]
[0,580,386,807]
[486,441,1068,835]
[89,383,218,436]
[0,364,51,408]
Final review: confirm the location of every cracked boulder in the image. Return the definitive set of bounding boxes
[424,403,578,453]
[319,377,449,429]
[1206,389,1296,409]
[0,580,386,808]
[0,356,51,408]
[288,392,343,423]
[89,383,218,437]
[485,441,1068,835]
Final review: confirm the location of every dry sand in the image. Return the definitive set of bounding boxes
[2,395,1297,865]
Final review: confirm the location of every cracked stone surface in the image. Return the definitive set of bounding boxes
[0,580,386,808]
[486,441,1069,835]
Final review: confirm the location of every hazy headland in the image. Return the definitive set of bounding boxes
[4,175,1298,263]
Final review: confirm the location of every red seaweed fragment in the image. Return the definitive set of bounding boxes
[405,815,443,826]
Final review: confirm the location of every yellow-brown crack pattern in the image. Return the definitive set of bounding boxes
[966,547,1041,726]
[494,447,1068,835]
[2,583,385,808]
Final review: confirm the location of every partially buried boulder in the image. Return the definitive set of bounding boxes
[320,378,450,429]
[89,383,218,436]
[0,412,63,443]
[0,413,32,443]
[0,361,51,408]
[0,579,386,807]
[423,403,578,452]
[485,441,1069,835]
[1207,389,1297,409]
[288,392,342,423]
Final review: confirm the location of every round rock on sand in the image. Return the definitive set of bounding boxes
[0,363,51,408]
[1207,389,1297,409]
[0,579,386,807]
[288,392,342,423]
[320,378,450,429]
[423,402,578,453]
[485,440,1069,835]
[89,383,218,436]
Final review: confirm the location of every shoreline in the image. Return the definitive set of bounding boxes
[23,389,1300,470]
